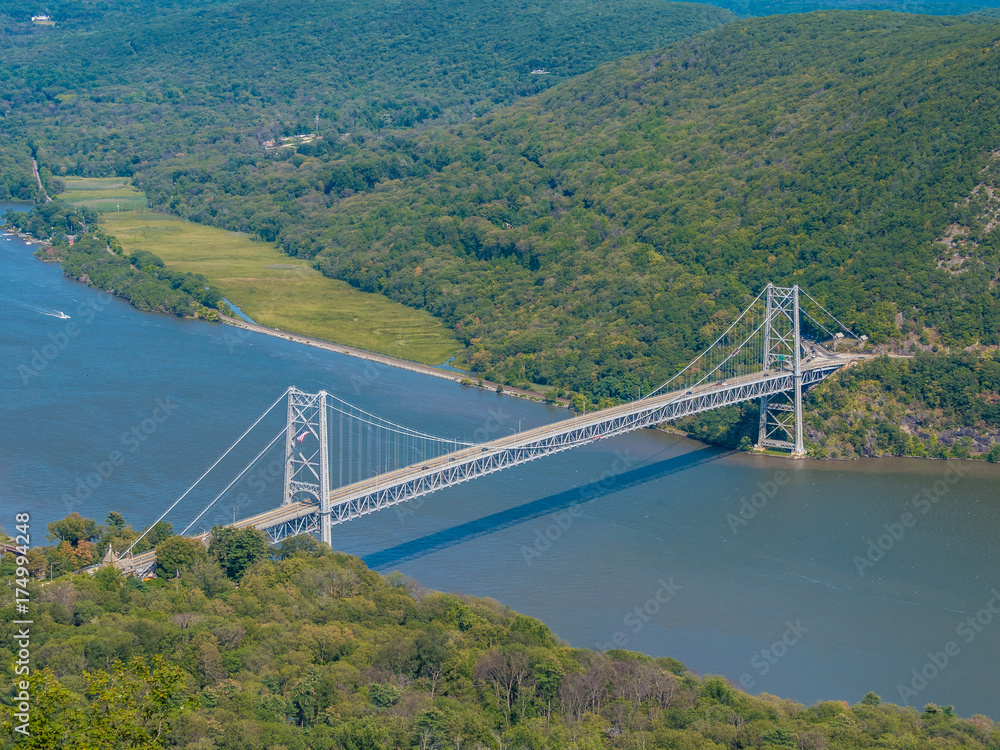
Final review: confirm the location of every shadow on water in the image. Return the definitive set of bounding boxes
[364,444,727,570]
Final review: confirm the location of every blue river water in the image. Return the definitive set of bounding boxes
[2,203,999,718]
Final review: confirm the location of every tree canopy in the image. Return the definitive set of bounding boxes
[124,13,1000,400]
[3,538,998,748]
[6,3,1000,450]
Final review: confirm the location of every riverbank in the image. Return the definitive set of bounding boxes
[5,220,1000,718]
[14,202,998,461]
[221,315,564,405]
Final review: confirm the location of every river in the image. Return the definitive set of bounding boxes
[2,203,998,718]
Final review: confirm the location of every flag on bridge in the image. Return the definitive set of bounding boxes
[296,429,310,444]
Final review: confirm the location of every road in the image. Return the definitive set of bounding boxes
[111,343,866,575]
[227,345,867,534]
[31,158,52,203]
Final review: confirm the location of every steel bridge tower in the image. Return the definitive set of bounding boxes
[283,387,332,544]
[757,284,806,457]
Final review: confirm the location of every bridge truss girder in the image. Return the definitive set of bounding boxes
[261,512,319,544]
[260,364,841,542]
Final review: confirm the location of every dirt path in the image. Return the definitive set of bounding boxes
[31,158,51,202]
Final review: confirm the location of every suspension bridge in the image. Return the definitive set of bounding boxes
[113,284,868,577]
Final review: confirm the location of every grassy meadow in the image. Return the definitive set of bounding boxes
[57,176,148,212]
[59,174,460,364]
[102,211,460,364]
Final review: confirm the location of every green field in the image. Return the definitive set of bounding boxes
[102,211,461,365]
[58,176,147,211]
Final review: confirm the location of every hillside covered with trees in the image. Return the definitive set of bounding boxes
[136,14,1000,392]
[0,0,734,178]
[6,4,1000,456]
[3,523,1000,749]
[0,136,37,201]
[706,0,1000,16]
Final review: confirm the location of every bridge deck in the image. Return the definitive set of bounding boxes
[244,349,862,541]
[114,348,863,576]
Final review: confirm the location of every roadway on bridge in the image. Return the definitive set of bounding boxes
[113,344,862,576]
[235,345,862,533]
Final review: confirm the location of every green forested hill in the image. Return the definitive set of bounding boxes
[135,13,1000,402]
[706,0,1000,16]
[0,135,36,200]
[0,0,734,176]
[0,1,228,35]
[8,6,1000,455]
[2,535,999,748]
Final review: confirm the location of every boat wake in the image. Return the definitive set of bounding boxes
[0,296,70,319]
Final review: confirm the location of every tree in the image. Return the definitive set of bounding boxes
[473,648,533,727]
[47,512,98,546]
[209,525,269,579]
[335,716,390,750]
[49,540,88,574]
[82,655,191,747]
[950,436,973,459]
[155,535,206,578]
[25,547,48,578]
[415,626,455,698]
[761,728,797,747]
[276,533,321,559]
[0,657,189,749]
[143,521,174,548]
[0,668,77,748]
[207,525,236,571]
[532,655,565,720]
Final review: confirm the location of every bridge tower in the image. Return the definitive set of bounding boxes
[283,387,332,544]
[757,284,806,457]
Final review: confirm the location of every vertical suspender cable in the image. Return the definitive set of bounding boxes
[120,387,290,558]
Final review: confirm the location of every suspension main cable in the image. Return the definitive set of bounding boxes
[803,310,837,340]
[640,317,767,418]
[646,288,768,398]
[326,392,463,441]
[121,387,291,558]
[326,402,477,446]
[801,289,860,338]
[686,318,768,390]
[181,425,287,536]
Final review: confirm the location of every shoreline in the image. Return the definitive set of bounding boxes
[9,220,994,463]
[220,315,564,405]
